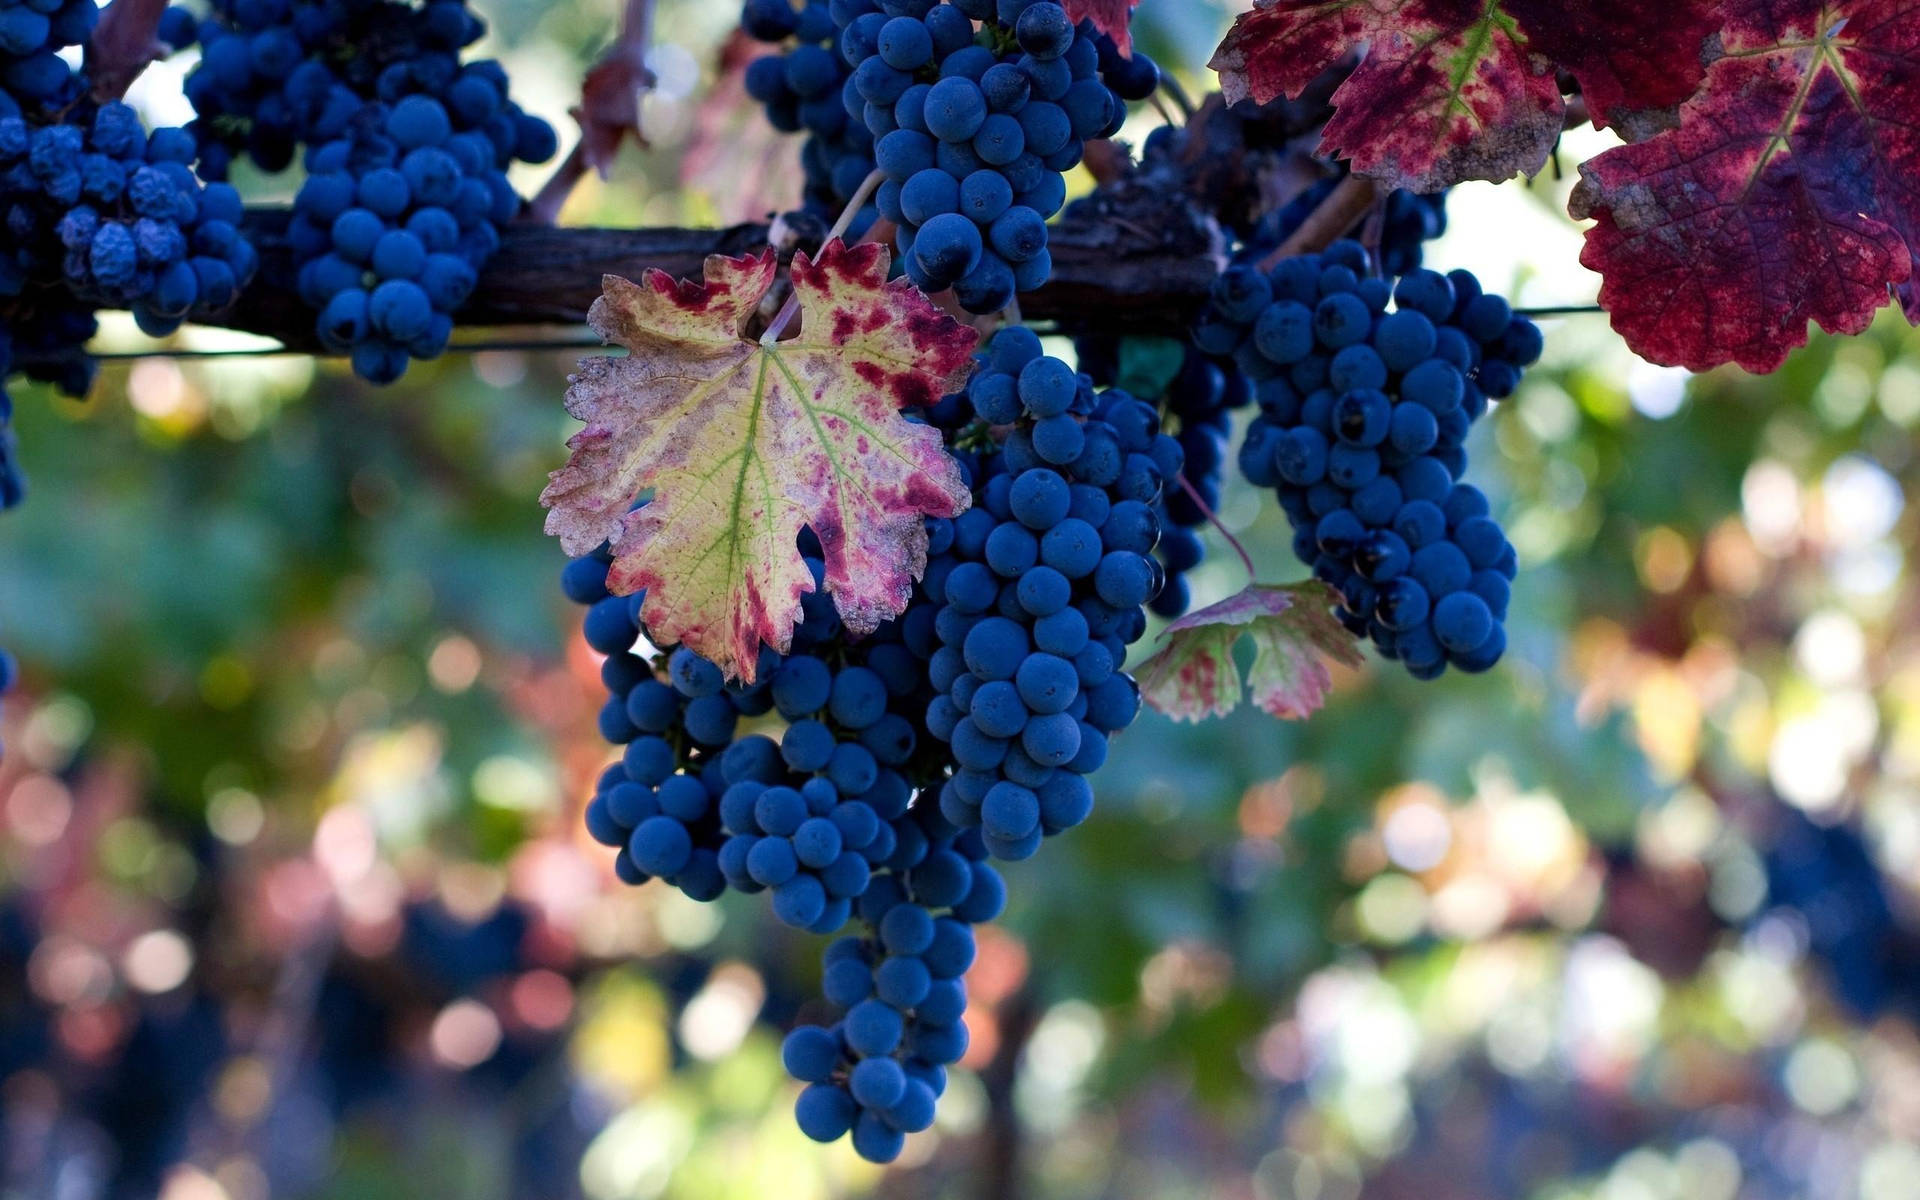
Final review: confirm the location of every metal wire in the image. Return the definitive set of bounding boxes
[65,336,611,362]
[39,304,1608,364]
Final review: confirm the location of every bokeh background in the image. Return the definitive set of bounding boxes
[4,1,1920,1197]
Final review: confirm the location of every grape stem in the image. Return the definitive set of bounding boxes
[761,168,886,345]
[1256,175,1379,270]
[529,0,658,225]
[86,0,168,102]
[1174,471,1257,584]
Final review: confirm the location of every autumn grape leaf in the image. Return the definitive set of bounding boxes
[1209,0,1566,193]
[540,241,977,683]
[1499,0,1722,139]
[1064,0,1140,55]
[1572,3,1920,373]
[1137,583,1362,723]
[1206,0,1729,192]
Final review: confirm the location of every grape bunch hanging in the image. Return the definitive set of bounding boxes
[0,0,558,752]
[545,0,1549,1163]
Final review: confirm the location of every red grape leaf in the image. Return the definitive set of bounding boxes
[1571,3,1920,373]
[1064,0,1140,55]
[1209,0,1566,193]
[1136,583,1361,723]
[1500,0,1723,138]
[540,241,977,682]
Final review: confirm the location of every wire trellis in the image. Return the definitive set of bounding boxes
[55,305,1606,363]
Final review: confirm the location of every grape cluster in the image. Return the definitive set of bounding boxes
[0,0,93,117]
[559,323,1176,1157]
[282,95,520,381]
[1075,335,1252,619]
[848,0,1151,312]
[741,0,880,225]
[781,802,1002,1162]
[182,0,556,381]
[2,15,254,505]
[22,104,260,336]
[1211,240,1539,677]
[1256,174,1449,278]
[921,328,1164,856]
[183,0,555,180]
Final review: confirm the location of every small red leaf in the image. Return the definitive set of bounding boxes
[1136,583,1360,723]
[1064,0,1140,56]
[1209,0,1565,193]
[540,242,978,682]
[1572,3,1920,373]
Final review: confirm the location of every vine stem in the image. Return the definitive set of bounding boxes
[761,168,886,345]
[530,0,658,225]
[86,0,168,102]
[1257,175,1379,270]
[1175,471,1257,585]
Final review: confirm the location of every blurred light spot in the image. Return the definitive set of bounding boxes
[6,773,73,847]
[431,999,503,1069]
[1628,362,1689,418]
[1742,460,1802,556]
[1429,874,1511,940]
[1795,610,1866,686]
[1673,1138,1742,1200]
[1355,874,1426,944]
[206,787,264,845]
[123,930,193,994]
[20,694,93,770]
[100,817,161,879]
[473,351,526,388]
[1831,541,1904,598]
[1813,358,1874,426]
[1138,941,1232,1015]
[29,936,113,1006]
[1703,521,1765,596]
[311,637,367,686]
[313,805,378,887]
[1782,1038,1859,1115]
[1770,691,1877,812]
[212,1157,268,1200]
[1256,1020,1307,1083]
[439,862,507,922]
[428,635,484,693]
[157,1167,229,1200]
[655,888,725,950]
[1707,844,1767,921]
[647,44,699,100]
[214,1056,273,1126]
[1861,1142,1920,1200]
[1637,787,1721,870]
[1635,526,1693,593]
[579,1102,693,1200]
[677,962,764,1061]
[1381,798,1451,871]
[473,755,558,812]
[129,359,196,422]
[1879,360,1920,424]
[1486,1002,1553,1077]
[932,1066,986,1136]
[511,970,575,1031]
[1014,1001,1104,1134]
[1821,455,1903,547]
[1562,936,1663,1068]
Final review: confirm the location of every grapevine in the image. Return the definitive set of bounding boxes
[1,0,1919,1181]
